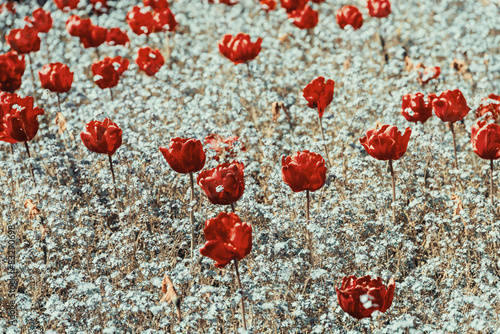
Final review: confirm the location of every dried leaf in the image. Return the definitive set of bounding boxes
[404,56,414,72]
[343,58,351,70]
[278,33,292,43]
[451,193,463,216]
[271,102,290,122]
[451,58,467,74]
[55,112,67,134]
[24,199,41,220]
[159,274,181,322]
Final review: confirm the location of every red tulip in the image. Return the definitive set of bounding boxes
[208,0,239,5]
[200,212,252,268]
[91,56,129,89]
[218,33,262,65]
[205,134,246,161]
[360,124,411,161]
[432,89,470,123]
[401,92,434,124]
[90,0,109,14]
[288,5,318,30]
[197,161,245,205]
[38,63,73,94]
[303,77,335,118]
[6,26,41,55]
[153,8,177,32]
[471,121,500,160]
[417,65,441,84]
[54,0,79,11]
[80,118,122,155]
[126,6,154,35]
[259,0,276,11]
[280,0,307,13]
[66,15,91,37]
[336,275,395,319]
[106,28,129,46]
[25,8,53,33]
[0,51,25,93]
[0,2,16,14]
[0,93,44,143]
[135,47,165,76]
[281,151,326,193]
[143,0,169,8]
[367,0,391,18]
[476,94,500,123]
[159,137,206,174]
[336,6,363,30]
[79,25,107,48]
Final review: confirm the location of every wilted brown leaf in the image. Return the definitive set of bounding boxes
[159,274,181,322]
[55,112,67,134]
[451,193,463,216]
[271,102,290,122]
[404,56,414,72]
[24,199,40,220]
[278,33,292,43]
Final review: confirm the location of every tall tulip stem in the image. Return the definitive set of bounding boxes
[389,159,396,223]
[230,203,235,213]
[189,172,195,260]
[318,116,330,166]
[109,88,114,101]
[108,154,117,198]
[57,93,62,113]
[491,159,495,207]
[450,122,459,169]
[10,143,14,155]
[306,189,313,265]
[27,53,37,104]
[24,142,36,187]
[379,31,388,63]
[233,258,247,331]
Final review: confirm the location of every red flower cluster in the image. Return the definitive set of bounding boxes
[471,121,500,160]
[289,5,318,30]
[303,77,335,118]
[200,212,252,268]
[336,275,395,319]
[282,151,326,192]
[127,6,177,35]
[432,89,470,123]
[476,94,500,123]
[360,125,411,161]
[54,0,79,11]
[218,33,263,64]
[6,26,41,54]
[80,118,122,155]
[91,56,129,89]
[65,15,107,48]
[367,0,391,18]
[106,28,129,46]
[0,93,44,143]
[197,161,245,205]
[0,51,25,93]
[153,8,177,32]
[280,0,307,13]
[25,8,52,33]
[336,6,363,30]
[136,47,165,76]
[205,134,246,161]
[401,92,434,124]
[160,138,206,174]
[38,63,74,94]
[66,15,90,37]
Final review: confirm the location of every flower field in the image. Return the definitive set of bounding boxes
[0,0,499,333]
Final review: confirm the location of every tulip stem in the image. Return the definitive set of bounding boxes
[27,53,37,104]
[230,203,235,213]
[318,116,330,166]
[24,142,36,187]
[389,159,396,223]
[491,159,495,207]
[108,154,117,198]
[109,88,114,101]
[189,172,195,261]
[306,189,313,265]
[10,143,14,155]
[57,93,62,113]
[379,31,389,64]
[233,258,247,331]
[450,122,459,169]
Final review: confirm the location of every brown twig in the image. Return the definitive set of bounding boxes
[389,159,396,223]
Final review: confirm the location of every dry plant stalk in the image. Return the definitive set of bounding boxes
[159,274,181,322]
[55,112,67,134]
[451,193,464,217]
[24,199,41,220]
[271,101,290,123]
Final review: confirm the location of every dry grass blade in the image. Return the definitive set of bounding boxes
[159,274,181,322]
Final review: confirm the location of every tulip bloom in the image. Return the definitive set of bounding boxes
[25,8,53,33]
[336,6,363,30]
[0,93,44,143]
[136,47,165,76]
[336,275,395,319]
[153,8,177,32]
[367,0,391,18]
[401,92,434,124]
[280,0,307,13]
[303,77,335,118]
[160,137,206,174]
[106,28,129,46]
[38,63,73,94]
[79,24,107,49]
[91,56,129,89]
[0,51,25,93]
[476,94,500,123]
[143,0,169,8]
[54,0,79,11]
[197,161,245,206]
[288,5,318,30]
[66,15,91,37]
[282,151,326,193]
[6,26,41,55]
[432,89,470,123]
[259,0,276,11]
[218,33,262,65]
[205,134,246,161]
[126,6,154,35]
